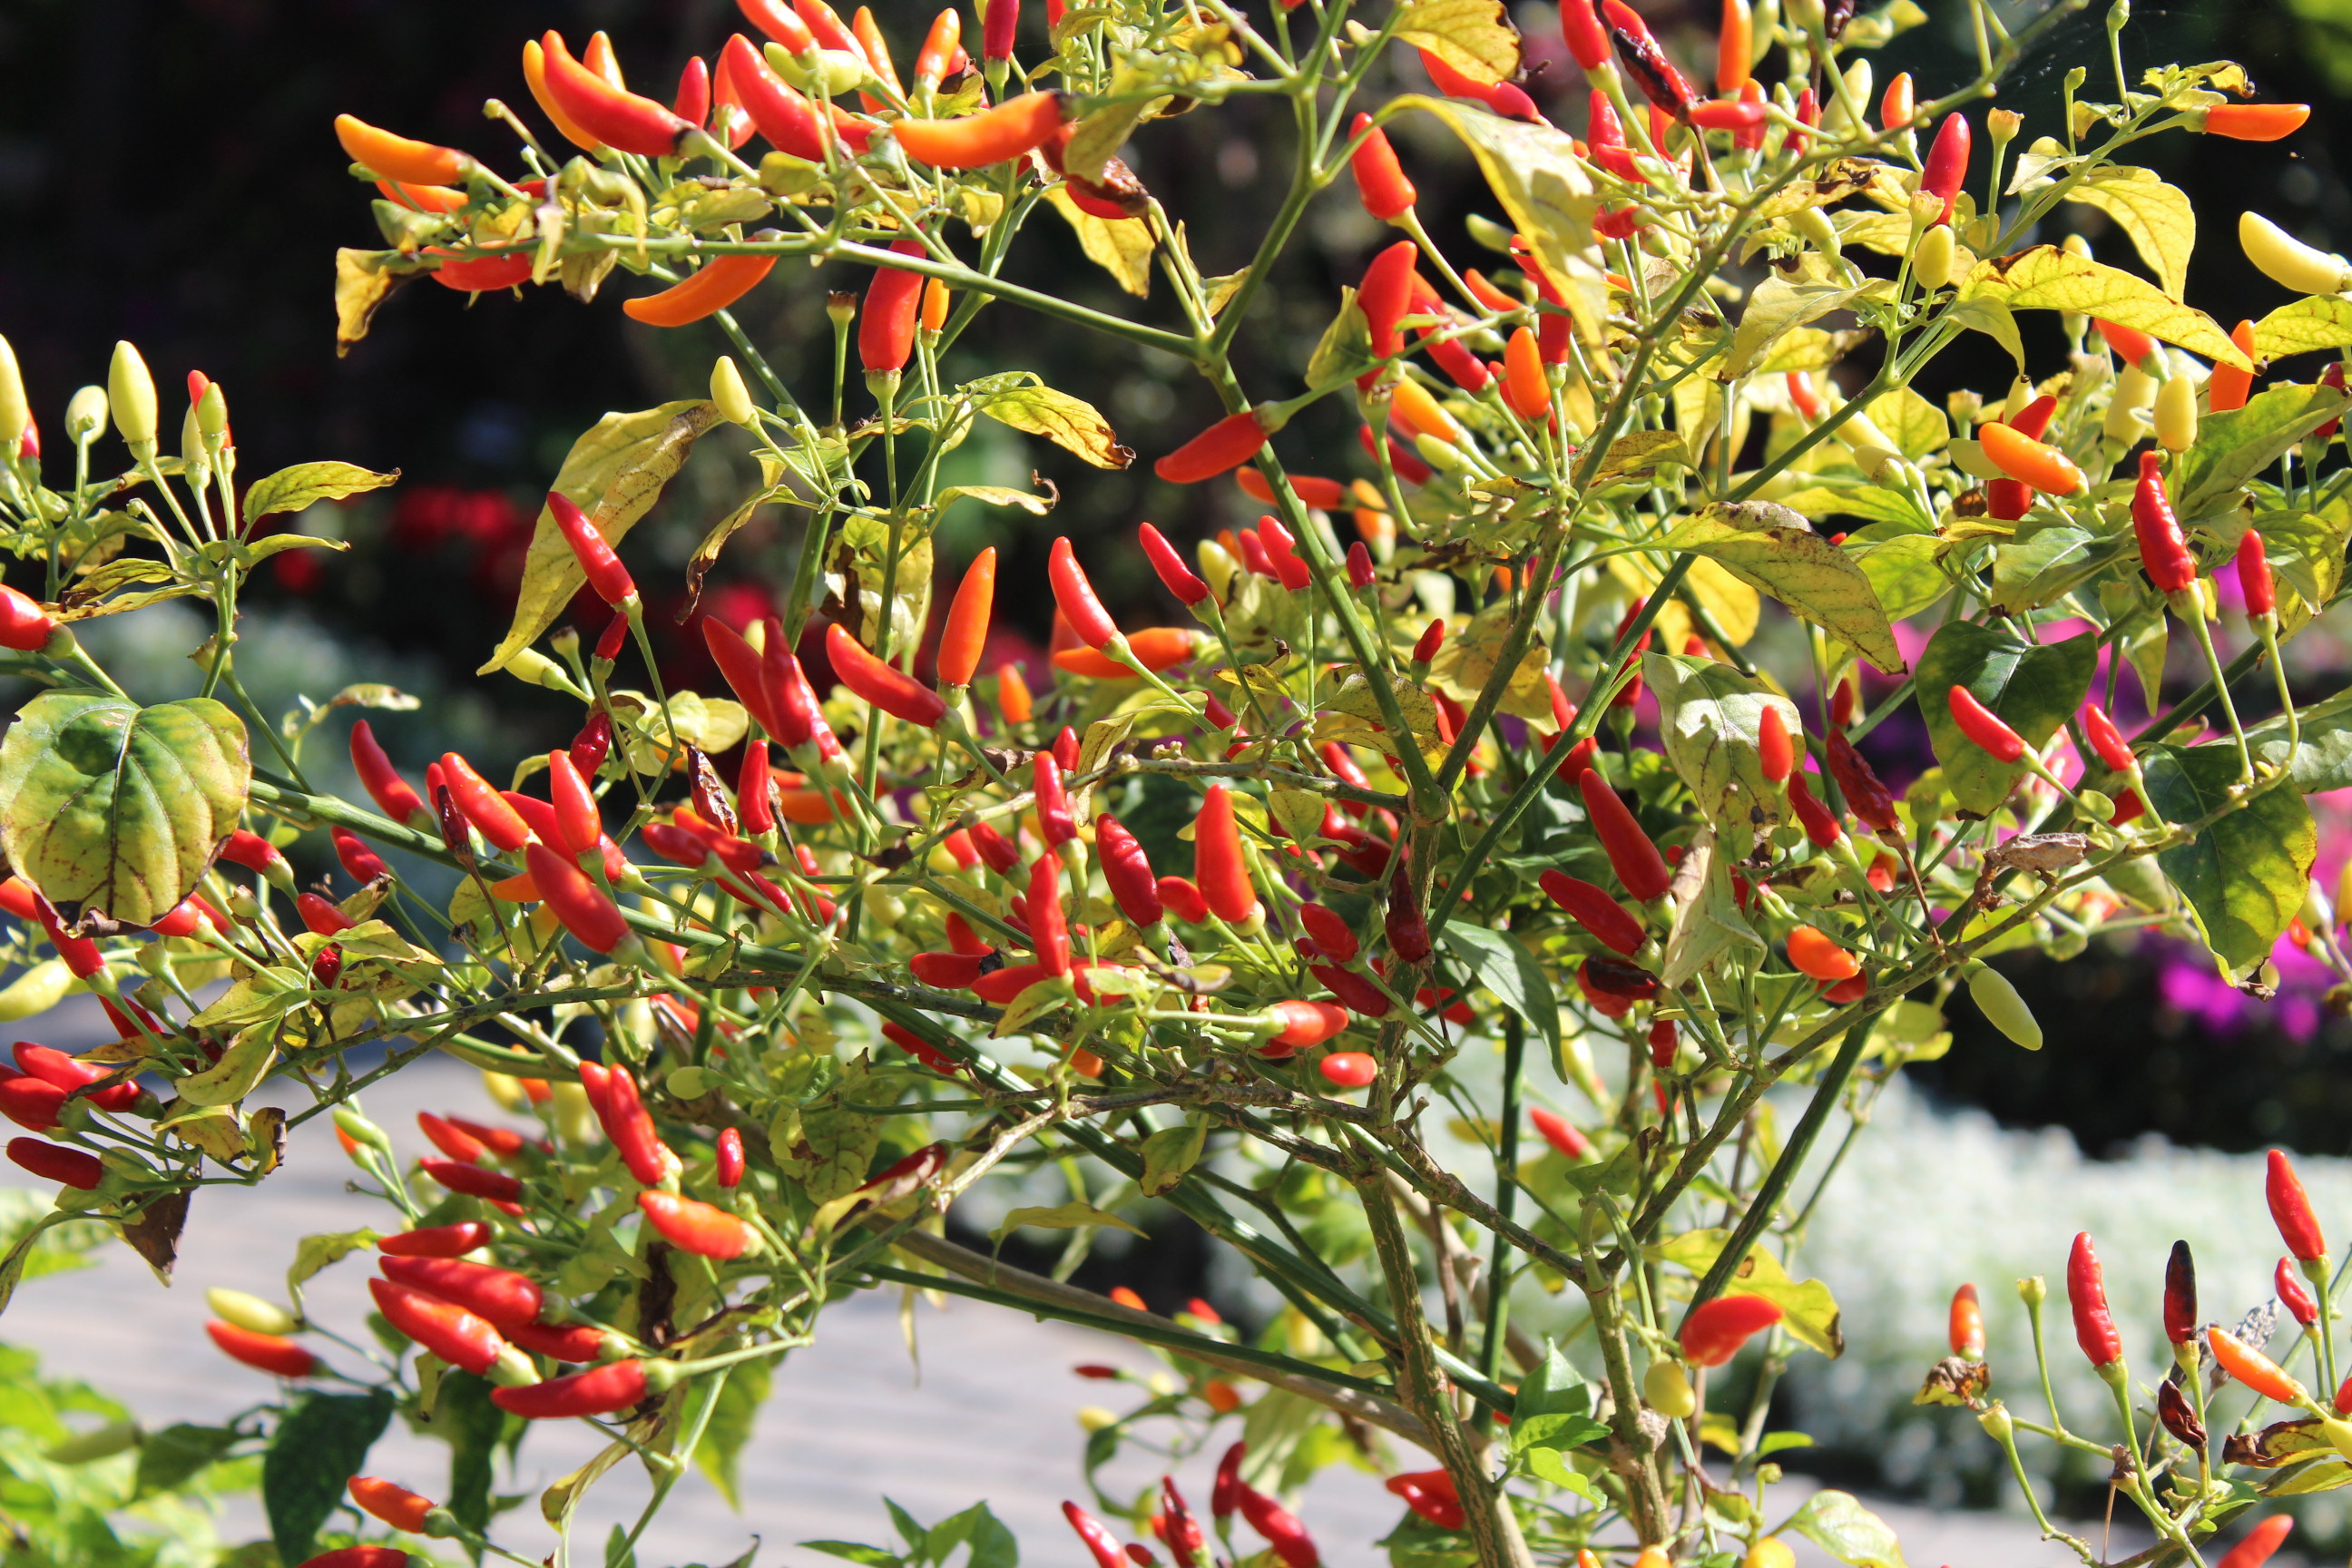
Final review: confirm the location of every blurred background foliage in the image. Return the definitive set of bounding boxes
[8,0,2352,1514]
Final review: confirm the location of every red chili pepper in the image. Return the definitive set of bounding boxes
[507,1319,612,1363]
[0,583,53,653]
[1913,113,1972,225]
[368,1278,509,1376]
[1946,686,2025,764]
[7,1136,102,1189]
[538,32,693,157]
[1181,787,1256,926]
[1384,1470,1464,1530]
[720,34,828,162]
[379,1254,542,1331]
[911,950,983,988]
[220,828,288,882]
[858,237,928,377]
[1026,855,1072,977]
[1948,1282,1984,1358]
[1687,99,1764,132]
[435,754,529,854]
[2275,1255,2320,1327]
[2158,1238,2199,1346]
[597,1064,681,1188]
[2122,449,2200,594]
[966,820,1021,876]
[1823,731,1900,834]
[2238,529,2275,617]
[1529,1107,1590,1160]
[1348,113,1416,221]
[1561,0,1612,69]
[2269,1148,2328,1260]
[1342,541,1376,588]
[1046,535,1122,647]
[1264,1001,1348,1054]
[1157,410,1271,484]
[1161,1480,1206,1568]
[896,91,1068,168]
[1290,902,1355,965]
[638,1191,758,1259]
[1131,522,1209,606]
[378,1222,491,1259]
[570,712,612,779]
[1157,876,1210,925]
[349,720,425,825]
[928,546,997,689]
[2069,1231,2123,1367]
[492,1357,650,1418]
[0,1068,67,1132]
[1063,1503,1124,1568]
[1535,870,1643,956]
[1195,1447,1250,1533]
[524,843,631,954]
[2216,1519,2295,1568]
[208,1319,318,1377]
[2081,704,2134,773]
[1236,1485,1318,1568]
[826,622,945,727]
[2210,1324,2305,1403]
[1599,0,1694,116]
[421,1158,522,1202]
[326,827,386,886]
[1575,772,1671,901]
[294,1551,408,1568]
[16,1044,140,1111]
[417,1111,485,1165]
[2318,361,2347,439]
[292,892,350,938]
[1681,1294,1783,1366]
[714,1126,747,1189]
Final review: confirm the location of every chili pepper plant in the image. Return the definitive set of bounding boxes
[0,0,2348,1563]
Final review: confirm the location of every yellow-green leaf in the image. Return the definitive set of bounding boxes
[242,462,400,526]
[978,382,1133,470]
[173,1024,279,1108]
[1393,0,1521,84]
[1958,245,2249,368]
[2252,296,2352,360]
[1388,95,1602,343]
[1588,430,1690,485]
[480,400,719,674]
[2060,165,2193,299]
[991,1202,1147,1241]
[1044,186,1152,299]
[1660,507,1905,672]
[1726,276,1879,377]
[1862,388,1948,459]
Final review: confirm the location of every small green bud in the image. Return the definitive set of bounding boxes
[108,341,157,457]
[710,355,758,427]
[1977,1401,2014,1442]
[64,385,109,446]
[2017,1275,2047,1308]
[1464,213,1515,253]
[505,648,573,691]
[331,1105,394,1156]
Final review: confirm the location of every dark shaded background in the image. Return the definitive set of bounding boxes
[5,0,2352,1159]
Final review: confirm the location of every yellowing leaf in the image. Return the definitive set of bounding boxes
[2252,296,2352,360]
[1044,186,1152,299]
[242,462,400,526]
[1589,430,1690,485]
[1611,552,1760,650]
[992,1202,1147,1241]
[1428,597,1552,721]
[978,381,1134,470]
[1394,0,1521,84]
[1862,387,1948,459]
[1726,276,1880,377]
[2060,166,2193,299]
[1661,506,1905,673]
[334,248,411,358]
[480,400,719,674]
[1390,95,1602,343]
[1958,245,2249,368]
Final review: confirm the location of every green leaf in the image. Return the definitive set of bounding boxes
[991,974,1074,1036]
[1438,924,1560,1068]
[287,1229,379,1312]
[1725,276,1878,377]
[1862,387,1948,458]
[262,1389,393,1566]
[2143,745,2317,971]
[2247,685,2352,792]
[241,460,399,526]
[2170,384,2352,522]
[1915,622,2097,815]
[0,691,251,928]
[133,1423,243,1499]
[479,400,719,674]
[1139,1118,1207,1197]
[1790,1489,1908,1567]
[1957,243,2246,368]
[1645,654,1800,848]
[1394,0,1521,83]
[1843,527,1948,620]
[1307,288,1378,390]
[694,1359,770,1511]
[1988,516,2112,613]
[1588,430,1690,486]
[978,382,1133,470]
[2059,165,2193,298]
[2251,296,2352,360]
[1660,506,1905,673]
[424,1371,509,1533]
[800,1544,906,1568]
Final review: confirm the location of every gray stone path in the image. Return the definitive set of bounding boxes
[0,1003,2245,1565]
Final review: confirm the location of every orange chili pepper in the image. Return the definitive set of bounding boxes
[1053,626,1198,678]
[333,114,477,187]
[1977,420,2084,495]
[740,0,820,51]
[720,34,828,162]
[348,1478,436,1534]
[537,32,693,158]
[913,8,962,87]
[1786,924,1860,982]
[1048,536,1121,646]
[622,250,779,328]
[853,7,903,93]
[996,662,1034,724]
[1879,71,1915,129]
[2210,1325,2307,1405]
[1158,409,1271,483]
[1949,1283,1984,1358]
[893,91,1068,169]
[828,622,946,727]
[938,546,995,687]
[1501,326,1549,420]
[375,179,467,213]
[2208,319,2259,413]
[2200,103,2309,141]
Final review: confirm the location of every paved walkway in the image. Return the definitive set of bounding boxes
[0,1003,2222,1565]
